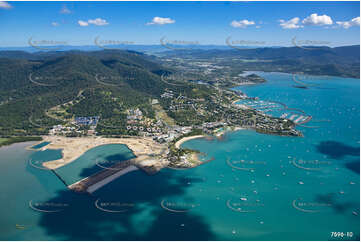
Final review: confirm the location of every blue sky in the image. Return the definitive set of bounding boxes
[0,1,359,47]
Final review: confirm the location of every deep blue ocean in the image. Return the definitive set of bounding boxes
[0,72,359,240]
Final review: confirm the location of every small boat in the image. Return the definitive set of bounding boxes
[240,197,247,201]
[16,224,26,230]
[352,211,358,216]
[299,181,304,185]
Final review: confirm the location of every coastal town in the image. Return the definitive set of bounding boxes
[39,75,303,176]
[18,53,307,194]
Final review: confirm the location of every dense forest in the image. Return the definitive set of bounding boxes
[0,50,214,136]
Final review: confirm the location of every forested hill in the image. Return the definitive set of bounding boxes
[0,50,173,136]
[0,50,213,136]
[0,50,167,96]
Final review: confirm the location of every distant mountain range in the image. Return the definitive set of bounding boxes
[159,45,360,78]
[0,45,235,54]
[0,43,349,54]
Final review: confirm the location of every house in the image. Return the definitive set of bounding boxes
[75,116,100,126]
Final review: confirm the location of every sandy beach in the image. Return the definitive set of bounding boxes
[39,136,169,170]
[232,99,241,105]
[174,135,206,149]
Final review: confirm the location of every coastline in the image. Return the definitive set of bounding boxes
[174,135,207,149]
[0,136,42,148]
[36,136,169,171]
[25,140,47,151]
[231,99,241,105]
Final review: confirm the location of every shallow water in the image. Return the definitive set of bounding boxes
[30,142,50,150]
[0,72,359,240]
[55,144,135,185]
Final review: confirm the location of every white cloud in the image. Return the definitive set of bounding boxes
[60,5,71,14]
[0,1,12,9]
[78,18,109,27]
[279,17,302,29]
[88,18,109,26]
[336,17,360,29]
[78,20,89,27]
[230,19,255,28]
[51,22,59,27]
[146,17,175,25]
[302,13,333,26]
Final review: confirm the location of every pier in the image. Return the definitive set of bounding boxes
[68,159,138,193]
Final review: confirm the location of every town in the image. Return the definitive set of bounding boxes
[46,81,302,169]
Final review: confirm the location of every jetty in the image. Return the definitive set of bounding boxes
[65,153,167,194]
[68,159,138,193]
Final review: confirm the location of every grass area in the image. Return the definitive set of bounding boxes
[0,138,8,144]
[0,136,43,147]
[153,104,176,126]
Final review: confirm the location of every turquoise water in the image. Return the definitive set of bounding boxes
[55,144,135,185]
[0,72,359,240]
[30,142,50,150]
